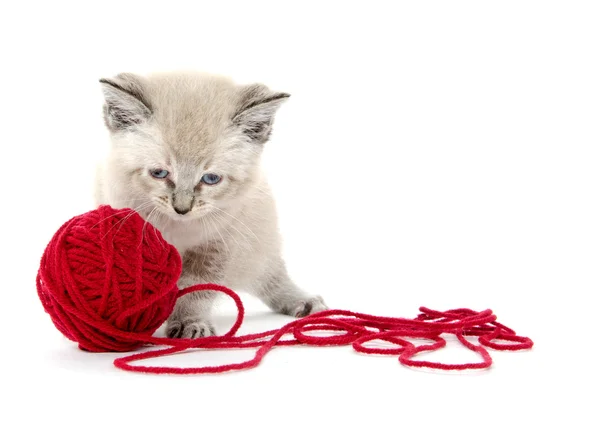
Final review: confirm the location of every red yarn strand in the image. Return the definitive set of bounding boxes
[36,205,533,374]
[110,283,534,375]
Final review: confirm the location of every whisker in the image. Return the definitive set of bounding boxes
[205,203,259,241]
[199,216,210,269]
[111,201,155,236]
[99,201,155,241]
[90,204,142,230]
[140,207,158,248]
[152,209,167,251]
[209,211,255,248]
[208,211,245,250]
[206,213,232,257]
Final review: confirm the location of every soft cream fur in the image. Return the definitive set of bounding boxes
[94,71,326,338]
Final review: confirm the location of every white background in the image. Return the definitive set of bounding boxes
[1,1,597,441]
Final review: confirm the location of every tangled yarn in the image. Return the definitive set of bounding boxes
[36,205,533,374]
[36,205,182,352]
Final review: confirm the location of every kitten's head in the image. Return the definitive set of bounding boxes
[99,71,289,219]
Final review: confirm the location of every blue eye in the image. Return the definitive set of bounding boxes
[150,169,169,179]
[201,173,221,185]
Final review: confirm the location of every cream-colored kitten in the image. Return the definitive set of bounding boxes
[94,71,326,338]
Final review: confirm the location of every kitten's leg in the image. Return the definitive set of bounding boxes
[166,244,225,338]
[165,275,219,338]
[254,259,328,318]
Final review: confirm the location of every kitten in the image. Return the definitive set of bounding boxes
[94,71,327,338]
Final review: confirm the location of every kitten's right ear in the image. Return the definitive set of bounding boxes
[99,74,152,131]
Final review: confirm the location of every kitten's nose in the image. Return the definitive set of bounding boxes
[172,191,194,215]
[174,207,190,215]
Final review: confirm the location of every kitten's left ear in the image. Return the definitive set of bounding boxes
[233,84,290,143]
[99,73,152,131]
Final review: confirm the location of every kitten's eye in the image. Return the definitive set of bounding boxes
[201,173,221,185]
[150,169,169,179]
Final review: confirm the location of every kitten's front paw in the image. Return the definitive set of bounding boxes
[289,296,328,318]
[166,317,216,339]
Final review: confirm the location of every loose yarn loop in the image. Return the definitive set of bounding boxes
[36,205,533,374]
[113,284,534,374]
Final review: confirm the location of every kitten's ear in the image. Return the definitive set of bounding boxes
[99,73,152,131]
[233,84,290,143]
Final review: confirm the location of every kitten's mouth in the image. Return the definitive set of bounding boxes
[166,205,212,221]
[149,198,213,221]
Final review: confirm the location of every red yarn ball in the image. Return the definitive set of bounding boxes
[36,205,182,352]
